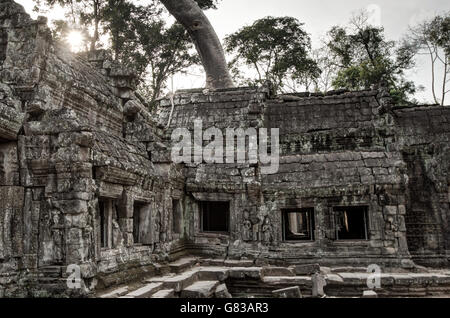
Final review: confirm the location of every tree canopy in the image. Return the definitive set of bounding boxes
[30,2,449,106]
[225,16,320,93]
[32,0,211,103]
[324,13,417,105]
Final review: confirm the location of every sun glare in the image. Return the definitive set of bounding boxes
[67,31,84,52]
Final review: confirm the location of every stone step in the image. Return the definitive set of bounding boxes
[290,264,321,275]
[147,268,200,292]
[200,259,254,268]
[214,283,232,298]
[262,276,312,286]
[169,257,198,274]
[154,263,171,276]
[151,289,175,298]
[336,272,371,284]
[228,267,262,279]
[224,260,255,268]
[180,280,220,298]
[261,267,295,277]
[331,266,369,273]
[39,266,62,278]
[272,286,302,298]
[196,267,229,281]
[362,290,378,298]
[99,286,129,298]
[325,274,345,284]
[125,283,163,298]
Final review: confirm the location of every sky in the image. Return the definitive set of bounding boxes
[15,0,450,103]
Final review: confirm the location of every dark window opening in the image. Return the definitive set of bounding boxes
[283,209,315,241]
[0,29,7,64]
[172,199,182,234]
[200,201,230,233]
[0,141,8,180]
[133,202,144,244]
[92,167,97,180]
[125,113,137,123]
[334,206,369,240]
[0,150,4,177]
[27,112,44,122]
[99,200,107,248]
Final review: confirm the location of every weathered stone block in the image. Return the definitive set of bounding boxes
[292,263,320,275]
[272,286,302,298]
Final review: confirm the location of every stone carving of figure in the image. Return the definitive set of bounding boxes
[112,218,123,248]
[154,211,161,243]
[50,211,63,264]
[261,216,273,243]
[242,210,253,241]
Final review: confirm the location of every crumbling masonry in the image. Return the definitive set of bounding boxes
[0,0,449,297]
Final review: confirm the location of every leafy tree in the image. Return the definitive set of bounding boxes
[33,0,107,51]
[32,0,213,103]
[403,12,449,105]
[102,0,158,63]
[325,12,417,105]
[133,21,200,102]
[112,0,228,98]
[49,19,90,52]
[224,16,320,93]
[194,0,220,10]
[309,47,339,92]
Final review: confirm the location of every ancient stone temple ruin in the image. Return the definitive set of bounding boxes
[0,0,449,298]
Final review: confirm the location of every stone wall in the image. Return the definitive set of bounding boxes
[0,0,184,297]
[393,106,450,266]
[156,86,417,267]
[0,0,449,298]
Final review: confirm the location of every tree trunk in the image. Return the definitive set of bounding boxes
[159,0,234,89]
[90,0,100,52]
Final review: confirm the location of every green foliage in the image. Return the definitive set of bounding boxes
[224,16,320,93]
[426,14,450,56]
[325,13,417,105]
[33,0,108,50]
[194,0,220,10]
[132,19,200,102]
[32,0,210,103]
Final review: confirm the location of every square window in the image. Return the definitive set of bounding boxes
[334,206,369,240]
[283,209,315,241]
[200,201,230,233]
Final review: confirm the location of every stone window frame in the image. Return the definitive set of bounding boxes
[133,201,145,245]
[131,196,153,247]
[332,205,370,241]
[199,201,230,234]
[192,193,234,239]
[281,208,316,242]
[98,198,115,250]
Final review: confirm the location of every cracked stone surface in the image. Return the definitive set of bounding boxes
[0,0,449,298]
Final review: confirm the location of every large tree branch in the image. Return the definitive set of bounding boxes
[159,0,234,89]
[443,60,448,105]
[426,42,440,105]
